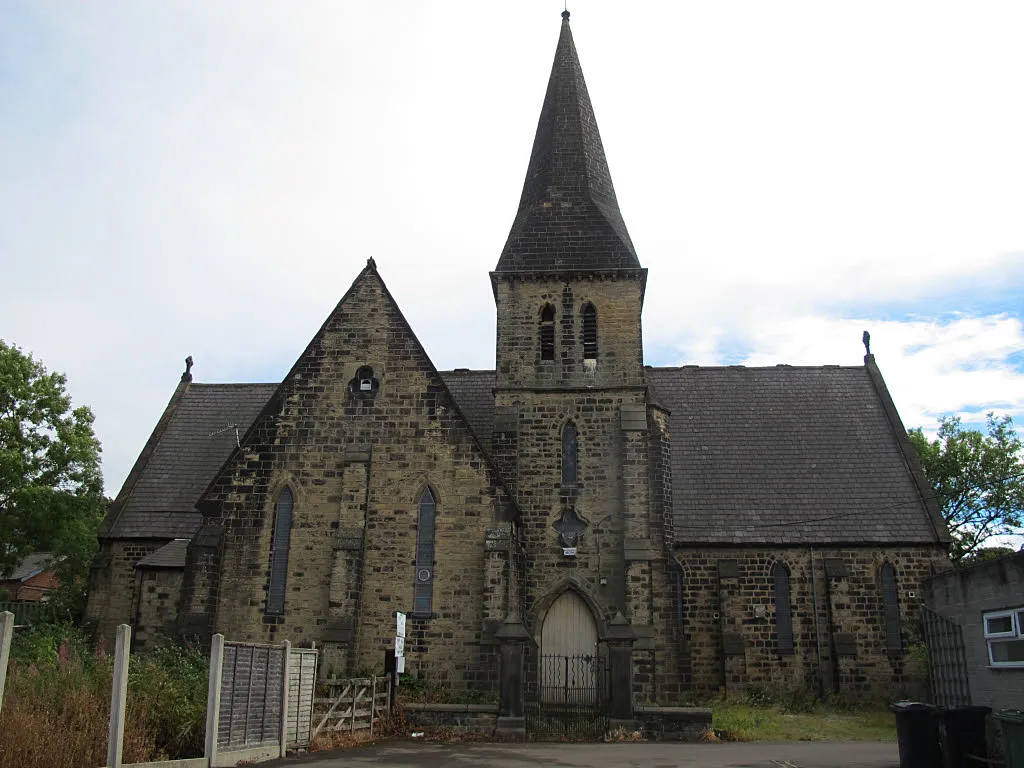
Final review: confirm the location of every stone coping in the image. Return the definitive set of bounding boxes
[403,702,499,714]
[636,706,713,717]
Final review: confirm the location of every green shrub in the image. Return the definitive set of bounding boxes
[746,682,776,708]
[128,640,209,759]
[9,621,91,667]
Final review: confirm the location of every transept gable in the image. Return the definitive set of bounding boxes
[194,260,519,523]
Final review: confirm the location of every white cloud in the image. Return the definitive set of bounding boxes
[655,313,1024,433]
[1,1,1023,495]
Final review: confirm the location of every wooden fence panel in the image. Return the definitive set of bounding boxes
[0,601,62,626]
[287,648,318,748]
[217,642,286,750]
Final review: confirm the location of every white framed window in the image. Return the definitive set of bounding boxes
[984,607,1024,667]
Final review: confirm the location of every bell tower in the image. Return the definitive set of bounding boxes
[491,11,652,636]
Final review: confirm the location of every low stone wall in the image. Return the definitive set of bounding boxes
[403,703,498,735]
[403,703,710,741]
[636,706,713,741]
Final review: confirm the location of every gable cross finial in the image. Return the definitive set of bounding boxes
[862,330,871,356]
[182,355,194,383]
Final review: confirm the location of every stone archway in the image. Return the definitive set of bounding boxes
[541,589,599,659]
[538,590,602,707]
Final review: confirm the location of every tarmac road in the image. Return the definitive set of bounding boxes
[267,740,900,768]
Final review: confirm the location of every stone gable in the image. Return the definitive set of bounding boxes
[181,264,517,691]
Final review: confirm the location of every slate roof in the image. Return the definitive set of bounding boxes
[137,539,190,569]
[439,370,496,452]
[105,383,276,538]
[494,12,639,274]
[102,363,941,548]
[646,366,944,545]
[4,552,56,581]
[407,366,943,545]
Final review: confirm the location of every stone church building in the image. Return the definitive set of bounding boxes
[86,12,950,706]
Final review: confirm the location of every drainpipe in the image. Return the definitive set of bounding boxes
[809,547,825,698]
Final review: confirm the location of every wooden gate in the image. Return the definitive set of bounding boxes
[312,676,391,740]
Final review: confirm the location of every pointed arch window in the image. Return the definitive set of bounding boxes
[540,305,555,361]
[881,563,901,651]
[773,563,794,653]
[581,303,598,360]
[266,487,294,615]
[413,488,437,615]
[561,422,578,488]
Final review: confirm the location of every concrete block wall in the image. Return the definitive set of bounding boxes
[927,552,1024,712]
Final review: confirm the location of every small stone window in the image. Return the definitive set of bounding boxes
[349,365,380,399]
[581,303,598,361]
[561,422,578,488]
[266,487,294,616]
[539,305,555,361]
[880,563,901,651]
[413,487,437,616]
[773,563,794,653]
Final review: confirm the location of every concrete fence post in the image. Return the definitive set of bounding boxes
[279,640,291,758]
[107,624,131,768]
[0,611,14,718]
[205,633,225,767]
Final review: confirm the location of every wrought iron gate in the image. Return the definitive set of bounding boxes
[921,605,971,708]
[526,654,609,740]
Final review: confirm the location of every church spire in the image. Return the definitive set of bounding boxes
[493,11,640,274]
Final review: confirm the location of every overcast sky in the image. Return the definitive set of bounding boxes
[2,2,1022,541]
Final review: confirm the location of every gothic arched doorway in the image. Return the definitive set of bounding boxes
[539,590,602,707]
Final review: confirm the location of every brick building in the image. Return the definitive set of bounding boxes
[1,553,60,602]
[86,12,950,704]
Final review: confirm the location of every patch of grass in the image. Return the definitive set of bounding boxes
[711,699,896,742]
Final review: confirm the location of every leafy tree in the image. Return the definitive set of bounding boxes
[0,340,105,582]
[963,545,1016,564]
[908,413,1024,564]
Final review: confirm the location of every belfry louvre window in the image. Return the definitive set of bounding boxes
[581,304,598,360]
[880,563,901,651]
[413,488,436,615]
[773,563,794,653]
[984,607,1024,667]
[561,422,578,488]
[266,487,294,615]
[540,305,555,361]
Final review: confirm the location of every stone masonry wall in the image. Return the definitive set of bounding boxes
[661,545,949,700]
[134,568,185,649]
[493,274,650,678]
[500,390,641,636]
[187,266,513,695]
[494,277,645,391]
[85,538,167,646]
